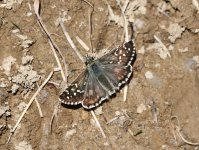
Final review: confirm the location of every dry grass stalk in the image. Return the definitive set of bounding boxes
[7,70,55,143]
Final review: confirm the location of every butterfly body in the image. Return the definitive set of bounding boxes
[59,40,136,109]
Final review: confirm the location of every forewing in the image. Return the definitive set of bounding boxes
[82,73,108,109]
[98,40,136,66]
[59,70,89,105]
[98,40,136,88]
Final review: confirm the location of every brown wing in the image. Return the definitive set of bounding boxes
[82,72,109,109]
[97,40,136,89]
[59,70,89,105]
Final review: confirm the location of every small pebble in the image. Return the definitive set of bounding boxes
[137,103,147,114]
[145,71,154,79]
[81,111,89,120]
[94,106,103,115]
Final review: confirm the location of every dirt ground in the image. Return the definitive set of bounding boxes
[0,0,199,150]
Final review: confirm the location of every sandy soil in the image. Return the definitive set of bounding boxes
[0,0,199,150]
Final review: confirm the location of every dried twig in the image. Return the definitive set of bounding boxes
[88,7,94,52]
[176,126,199,146]
[121,0,130,13]
[91,110,106,138]
[106,116,120,125]
[171,116,180,145]
[50,101,60,133]
[7,1,64,143]
[82,0,94,52]
[7,70,56,143]
[154,35,171,58]
[171,116,199,146]
[117,0,129,42]
[59,21,85,62]
[83,0,94,8]
[34,0,67,80]
[157,8,170,17]
[34,0,69,135]
[48,39,67,81]
[123,86,128,102]
[76,36,90,51]
[35,97,43,118]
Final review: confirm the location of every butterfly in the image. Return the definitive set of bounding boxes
[59,40,136,109]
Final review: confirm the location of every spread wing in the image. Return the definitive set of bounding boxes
[82,72,108,109]
[98,40,136,89]
[59,40,136,109]
[59,70,89,105]
[59,69,109,109]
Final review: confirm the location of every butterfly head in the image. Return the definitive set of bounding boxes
[85,55,95,66]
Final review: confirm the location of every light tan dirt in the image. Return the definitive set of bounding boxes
[0,0,199,150]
